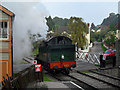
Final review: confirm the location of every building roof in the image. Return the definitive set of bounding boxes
[0,5,14,16]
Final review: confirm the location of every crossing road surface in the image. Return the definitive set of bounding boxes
[90,42,103,53]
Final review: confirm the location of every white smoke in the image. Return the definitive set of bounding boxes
[1,1,49,64]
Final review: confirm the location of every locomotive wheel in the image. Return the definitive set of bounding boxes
[64,68,70,75]
[51,69,59,74]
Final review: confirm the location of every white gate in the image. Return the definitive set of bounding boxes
[76,51,102,65]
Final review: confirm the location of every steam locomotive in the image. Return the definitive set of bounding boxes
[35,36,76,74]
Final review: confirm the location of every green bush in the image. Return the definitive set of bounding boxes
[101,43,107,52]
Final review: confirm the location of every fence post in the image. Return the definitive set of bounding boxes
[17,73,23,89]
[112,56,116,67]
[115,39,120,78]
[41,66,43,82]
[100,55,103,68]
[4,74,12,88]
[115,40,120,67]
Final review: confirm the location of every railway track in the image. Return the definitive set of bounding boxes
[75,70,120,89]
[47,69,120,90]
[23,57,34,63]
[47,71,98,90]
[89,70,120,81]
[22,57,120,90]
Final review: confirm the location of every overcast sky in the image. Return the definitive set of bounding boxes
[42,2,118,25]
[1,0,119,25]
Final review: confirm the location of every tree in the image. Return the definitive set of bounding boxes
[109,24,117,33]
[105,32,116,48]
[45,16,55,31]
[68,17,89,48]
[90,23,96,30]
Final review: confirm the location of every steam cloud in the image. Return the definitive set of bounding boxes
[2,1,49,64]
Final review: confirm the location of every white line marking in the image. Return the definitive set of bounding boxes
[70,81,84,90]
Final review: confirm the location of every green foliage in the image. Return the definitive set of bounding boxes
[52,17,69,26]
[45,16,69,32]
[104,32,116,48]
[33,47,39,55]
[97,39,100,42]
[95,64,100,67]
[90,13,119,43]
[101,43,107,51]
[46,16,55,31]
[92,70,99,72]
[68,17,88,48]
[81,71,90,73]
[90,32,96,42]
[46,16,70,38]
[91,24,117,43]
[32,40,43,55]
[104,25,117,47]
[108,25,117,33]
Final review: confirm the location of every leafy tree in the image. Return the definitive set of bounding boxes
[68,17,89,48]
[108,24,117,33]
[90,23,96,30]
[46,16,70,33]
[52,17,69,26]
[45,16,55,31]
[105,32,116,48]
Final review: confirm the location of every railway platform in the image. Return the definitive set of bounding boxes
[27,81,69,88]
[27,81,82,89]
[13,64,32,73]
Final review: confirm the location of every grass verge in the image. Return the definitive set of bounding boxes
[43,73,52,82]
[81,71,90,73]
[101,43,107,52]
[92,70,99,73]
[20,60,29,64]
[95,64,100,67]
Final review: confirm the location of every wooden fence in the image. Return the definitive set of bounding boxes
[0,66,43,89]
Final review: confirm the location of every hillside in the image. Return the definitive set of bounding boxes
[90,13,119,42]
[91,13,119,31]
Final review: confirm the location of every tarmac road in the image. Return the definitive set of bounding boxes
[90,41,103,54]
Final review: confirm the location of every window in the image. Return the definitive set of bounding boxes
[0,21,8,39]
[112,50,116,53]
[105,50,111,54]
[0,53,9,60]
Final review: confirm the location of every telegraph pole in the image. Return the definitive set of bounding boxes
[117,1,120,78]
[115,39,120,67]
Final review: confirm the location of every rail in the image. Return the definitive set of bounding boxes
[77,70,120,89]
